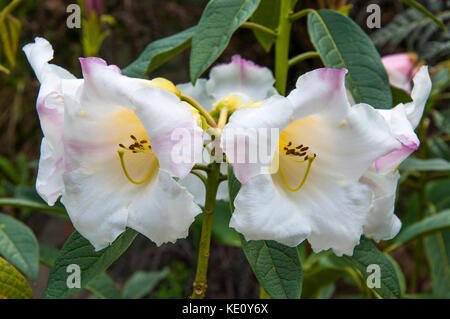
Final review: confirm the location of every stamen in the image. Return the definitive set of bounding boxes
[117,150,158,185]
[279,154,316,192]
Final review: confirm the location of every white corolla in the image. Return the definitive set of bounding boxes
[361,66,431,241]
[24,37,203,250]
[176,55,278,204]
[221,67,430,256]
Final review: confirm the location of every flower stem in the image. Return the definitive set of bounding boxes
[181,94,217,128]
[288,51,320,67]
[274,0,294,95]
[241,22,277,37]
[289,8,316,22]
[191,162,221,299]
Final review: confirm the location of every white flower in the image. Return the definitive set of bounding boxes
[24,37,203,250]
[361,66,432,241]
[221,68,404,256]
[176,55,277,204]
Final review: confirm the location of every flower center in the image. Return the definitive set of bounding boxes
[278,140,317,192]
[117,135,158,185]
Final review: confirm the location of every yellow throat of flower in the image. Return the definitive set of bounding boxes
[277,135,317,192]
[117,135,158,185]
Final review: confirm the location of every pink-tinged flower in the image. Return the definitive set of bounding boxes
[177,55,277,204]
[221,68,402,256]
[361,66,431,241]
[23,37,82,205]
[24,37,202,250]
[381,53,419,93]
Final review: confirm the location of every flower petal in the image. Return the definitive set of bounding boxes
[230,174,312,247]
[404,66,432,129]
[131,87,204,179]
[375,103,419,173]
[221,95,293,183]
[127,170,201,246]
[283,103,402,182]
[231,172,372,256]
[36,138,64,205]
[78,57,203,179]
[287,68,350,120]
[361,167,402,242]
[61,95,162,250]
[206,55,276,103]
[381,53,417,93]
[23,37,80,205]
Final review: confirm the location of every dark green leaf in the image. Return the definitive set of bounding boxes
[0,213,39,281]
[44,229,137,299]
[190,0,261,83]
[343,237,402,298]
[250,0,280,52]
[301,266,344,298]
[122,269,168,299]
[240,236,303,298]
[307,9,392,109]
[391,85,413,106]
[122,27,196,78]
[86,273,121,299]
[39,244,59,267]
[39,244,121,299]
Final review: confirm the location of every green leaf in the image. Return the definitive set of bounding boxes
[390,210,450,249]
[212,200,240,246]
[391,85,413,106]
[39,244,122,299]
[0,213,39,281]
[0,197,68,218]
[44,229,137,299]
[122,269,169,299]
[227,166,302,298]
[190,0,261,83]
[398,0,447,31]
[0,257,33,299]
[86,273,121,299]
[240,237,303,298]
[39,244,59,267]
[343,237,402,298]
[250,0,279,52]
[386,254,406,297]
[400,157,450,171]
[424,179,450,297]
[122,26,196,78]
[301,266,344,298]
[307,9,392,109]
